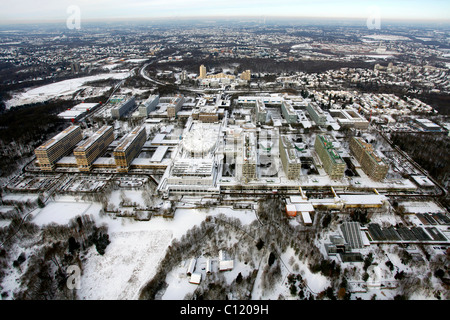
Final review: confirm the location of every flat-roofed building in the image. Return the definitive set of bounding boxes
[314,135,346,179]
[35,126,82,171]
[329,107,369,129]
[349,137,388,181]
[113,126,147,172]
[166,94,185,118]
[240,69,251,81]
[281,100,298,124]
[240,132,257,182]
[255,98,268,123]
[138,94,159,117]
[279,135,301,180]
[307,102,327,126]
[73,125,114,171]
[111,96,136,119]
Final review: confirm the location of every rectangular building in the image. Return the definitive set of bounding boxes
[113,126,147,172]
[281,100,298,124]
[255,98,268,123]
[111,96,136,119]
[241,132,257,182]
[349,137,388,181]
[35,126,82,171]
[314,135,346,179]
[279,135,302,180]
[73,125,114,171]
[307,102,327,126]
[138,94,159,117]
[166,95,185,118]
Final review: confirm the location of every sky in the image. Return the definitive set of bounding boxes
[0,0,449,24]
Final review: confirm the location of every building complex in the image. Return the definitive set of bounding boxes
[113,126,147,173]
[35,126,83,171]
[73,125,114,172]
[349,137,389,181]
[314,134,346,179]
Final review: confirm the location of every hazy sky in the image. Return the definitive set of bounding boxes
[1,0,449,23]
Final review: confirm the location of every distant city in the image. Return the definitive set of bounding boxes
[0,13,449,304]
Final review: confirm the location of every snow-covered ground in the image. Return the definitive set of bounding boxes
[5,72,130,108]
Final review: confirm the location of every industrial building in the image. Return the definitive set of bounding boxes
[73,125,114,172]
[113,126,147,173]
[279,135,301,180]
[314,135,346,179]
[35,126,83,171]
[349,137,388,181]
[111,96,136,119]
[307,102,327,126]
[138,94,160,117]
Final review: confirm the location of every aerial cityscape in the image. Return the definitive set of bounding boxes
[0,0,449,306]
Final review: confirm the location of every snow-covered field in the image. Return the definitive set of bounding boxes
[5,72,130,108]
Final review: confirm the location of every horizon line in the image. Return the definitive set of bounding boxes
[1,14,450,26]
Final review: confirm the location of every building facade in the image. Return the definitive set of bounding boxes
[138,94,160,117]
[349,137,388,181]
[281,100,298,124]
[279,135,302,180]
[113,126,147,173]
[35,126,83,171]
[111,96,136,119]
[73,125,114,171]
[307,102,327,126]
[314,135,346,179]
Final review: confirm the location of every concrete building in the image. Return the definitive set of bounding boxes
[255,98,268,124]
[281,100,298,124]
[138,94,159,117]
[166,95,185,118]
[240,69,251,81]
[314,135,346,179]
[279,135,302,180]
[240,132,257,182]
[111,96,136,119]
[73,125,114,172]
[199,65,207,79]
[35,126,82,171]
[349,137,388,181]
[329,107,369,129]
[113,126,147,173]
[307,102,327,126]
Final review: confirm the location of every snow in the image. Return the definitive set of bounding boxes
[5,72,130,108]
[32,201,103,226]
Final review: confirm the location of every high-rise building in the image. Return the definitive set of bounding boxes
[349,137,388,181]
[255,99,267,123]
[166,94,185,118]
[314,135,346,179]
[199,65,207,79]
[240,70,251,81]
[281,100,298,124]
[111,96,136,119]
[241,132,257,182]
[113,126,147,173]
[35,126,82,171]
[279,135,301,180]
[138,94,159,117]
[307,102,327,126]
[74,125,114,171]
